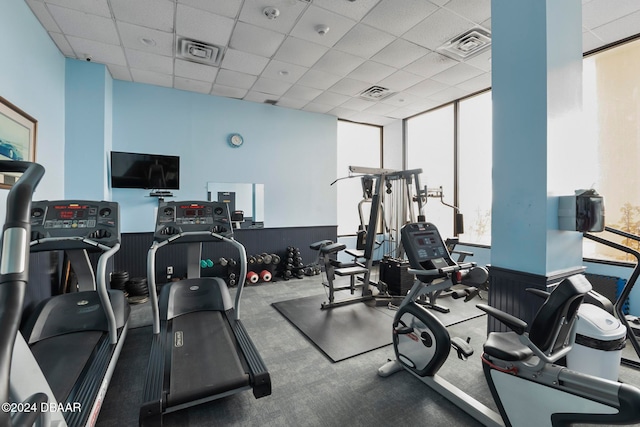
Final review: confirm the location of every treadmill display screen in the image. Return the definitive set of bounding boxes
[54,205,91,220]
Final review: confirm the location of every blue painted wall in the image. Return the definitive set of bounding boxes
[108,80,338,232]
[0,1,66,206]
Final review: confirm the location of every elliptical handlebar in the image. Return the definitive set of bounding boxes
[0,161,45,427]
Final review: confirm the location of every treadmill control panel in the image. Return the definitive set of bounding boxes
[401,222,455,272]
[30,200,120,250]
[154,200,232,242]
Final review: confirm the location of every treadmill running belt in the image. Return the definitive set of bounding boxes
[30,331,103,402]
[167,311,250,407]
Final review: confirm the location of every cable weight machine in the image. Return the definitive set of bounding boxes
[323,167,465,309]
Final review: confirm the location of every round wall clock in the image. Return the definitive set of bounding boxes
[228,133,244,148]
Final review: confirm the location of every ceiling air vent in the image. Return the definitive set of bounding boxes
[264,99,278,105]
[177,38,223,66]
[437,27,491,61]
[359,86,394,101]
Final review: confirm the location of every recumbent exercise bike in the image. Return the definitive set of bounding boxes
[379,221,640,427]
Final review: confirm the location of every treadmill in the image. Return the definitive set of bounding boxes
[140,201,270,426]
[1,161,130,426]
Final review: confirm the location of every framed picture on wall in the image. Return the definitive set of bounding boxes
[0,96,37,189]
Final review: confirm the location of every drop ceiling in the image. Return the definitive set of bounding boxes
[25,0,640,126]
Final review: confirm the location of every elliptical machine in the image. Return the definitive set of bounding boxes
[379,221,640,427]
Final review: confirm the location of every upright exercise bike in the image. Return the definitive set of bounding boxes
[379,221,640,427]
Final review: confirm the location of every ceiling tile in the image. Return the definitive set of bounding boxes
[340,97,377,112]
[107,64,132,81]
[66,35,127,65]
[328,78,372,96]
[174,59,218,82]
[229,22,286,57]
[303,102,334,114]
[404,51,458,78]
[252,77,292,96]
[327,106,359,119]
[403,7,474,50]
[312,91,350,107]
[363,102,399,115]
[371,39,430,69]
[444,0,491,24]
[211,84,247,99]
[582,0,640,30]
[48,4,119,45]
[130,69,173,88]
[262,60,308,83]
[49,32,74,56]
[456,72,491,92]
[174,77,213,94]
[347,61,396,83]
[44,0,111,17]
[313,50,365,76]
[276,97,309,110]
[312,0,380,21]
[220,49,269,75]
[297,69,343,90]
[176,4,235,46]
[430,62,484,86]
[582,30,604,53]
[117,22,174,57]
[110,0,175,32]
[238,0,307,34]
[334,24,396,59]
[283,84,323,101]
[428,85,469,102]
[274,37,329,68]
[378,70,425,92]
[589,10,640,46]
[380,92,424,107]
[290,5,357,48]
[244,91,280,104]
[25,1,61,32]
[125,49,174,74]
[404,78,450,97]
[177,0,242,18]
[215,69,257,90]
[362,0,439,37]
[464,49,492,72]
[349,111,397,126]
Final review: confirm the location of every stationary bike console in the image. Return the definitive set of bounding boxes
[30,200,120,250]
[154,200,232,242]
[401,222,474,282]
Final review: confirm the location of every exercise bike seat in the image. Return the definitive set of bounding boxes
[480,274,591,363]
[483,332,533,361]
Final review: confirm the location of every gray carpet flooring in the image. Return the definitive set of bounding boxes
[96,274,640,427]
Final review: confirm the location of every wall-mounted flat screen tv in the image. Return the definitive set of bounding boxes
[110,151,180,189]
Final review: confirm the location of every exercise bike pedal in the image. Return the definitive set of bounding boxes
[451,336,474,360]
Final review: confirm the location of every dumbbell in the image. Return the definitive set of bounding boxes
[262,253,273,264]
[219,257,228,267]
[260,270,272,282]
[271,254,281,264]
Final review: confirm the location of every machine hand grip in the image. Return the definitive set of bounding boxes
[477,304,528,335]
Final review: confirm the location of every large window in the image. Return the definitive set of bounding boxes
[458,92,492,245]
[336,120,382,236]
[406,105,455,238]
[582,38,640,261]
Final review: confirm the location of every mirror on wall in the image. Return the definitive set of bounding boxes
[206,182,264,228]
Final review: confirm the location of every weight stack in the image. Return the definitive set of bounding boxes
[380,258,414,296]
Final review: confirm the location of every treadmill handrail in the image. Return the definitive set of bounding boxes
[30,235,116,252]
[0,161,45,427]
[97,243,121,344]
[147,229,247,334]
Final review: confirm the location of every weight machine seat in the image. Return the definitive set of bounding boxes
[320,242,346,254]
[345,248,365,259]
[310,239,334,250]
[481,274,591,362]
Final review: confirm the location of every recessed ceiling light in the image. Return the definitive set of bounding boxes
[263,7,280,20]
[140,37,156,47]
